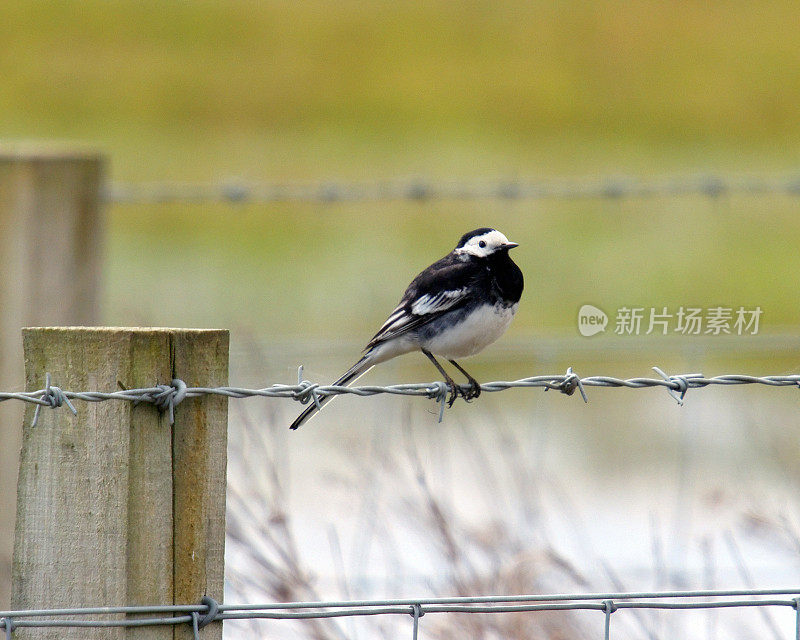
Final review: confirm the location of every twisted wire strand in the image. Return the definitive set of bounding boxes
[105,174,800,205]
[3,370,799,420]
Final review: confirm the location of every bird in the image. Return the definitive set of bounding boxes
[290,227,523,430]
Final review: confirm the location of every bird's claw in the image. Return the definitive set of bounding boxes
[456,379,481,403]
[446,382,459,407]
[443,378,481,407]
[446,380,481,405]
[462,379,481,402]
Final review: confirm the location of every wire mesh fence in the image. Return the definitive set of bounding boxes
[2,590,799,640]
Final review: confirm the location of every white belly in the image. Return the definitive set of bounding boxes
[422,303,518,359]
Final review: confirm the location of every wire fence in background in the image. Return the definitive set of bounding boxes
[105,173,800,205]
[1,589,799,640]
[2,368,799,426]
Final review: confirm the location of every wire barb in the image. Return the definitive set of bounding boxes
[149,379,188,425]
[559,367,588,403]
[293,367,322,410]
[652,367,702,406]
[31,373,77,427]
[425,381,449,423]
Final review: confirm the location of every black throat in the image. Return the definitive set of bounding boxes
[485,250,524,304]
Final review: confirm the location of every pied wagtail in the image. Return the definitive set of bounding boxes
[290,227,523,429]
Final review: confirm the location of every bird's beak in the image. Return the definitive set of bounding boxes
[502,242,519,250]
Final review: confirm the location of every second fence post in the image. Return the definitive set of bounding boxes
[12,327,228,639]
[0,147,105,608]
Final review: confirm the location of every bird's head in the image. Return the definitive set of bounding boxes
[454,228,518,258]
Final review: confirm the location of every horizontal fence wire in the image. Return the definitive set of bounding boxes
[1,590,799,639]
[1,368,798,426]
[104,173,800,205]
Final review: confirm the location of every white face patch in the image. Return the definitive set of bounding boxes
[455,229,514,258]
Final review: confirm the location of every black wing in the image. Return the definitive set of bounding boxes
[365,254,478,350]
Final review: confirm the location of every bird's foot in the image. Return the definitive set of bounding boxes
[461,377,481,402]
[438,374,479,407]
[445,377,460,407]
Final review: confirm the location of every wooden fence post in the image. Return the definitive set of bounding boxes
[0,147,104,608]
[12,327,229,639]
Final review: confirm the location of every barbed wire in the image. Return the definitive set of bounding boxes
[1,590,798,640]
[2,367,798,427]
[105,173,800,205]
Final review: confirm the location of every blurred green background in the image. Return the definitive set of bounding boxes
[3,0,800,344]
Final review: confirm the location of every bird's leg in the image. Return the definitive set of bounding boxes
[422,349,459,407]
[448,359,481,401]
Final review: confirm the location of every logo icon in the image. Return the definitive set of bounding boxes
[578,304,608,337]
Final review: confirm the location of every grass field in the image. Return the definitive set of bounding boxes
[5,1,800,177]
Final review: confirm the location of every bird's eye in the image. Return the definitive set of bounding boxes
[478,240,486,248]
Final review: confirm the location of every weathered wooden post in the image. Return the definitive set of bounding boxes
[0,147,104,607]
[12,327,228,639]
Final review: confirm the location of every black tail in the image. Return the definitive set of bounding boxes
[289,355,373,430]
